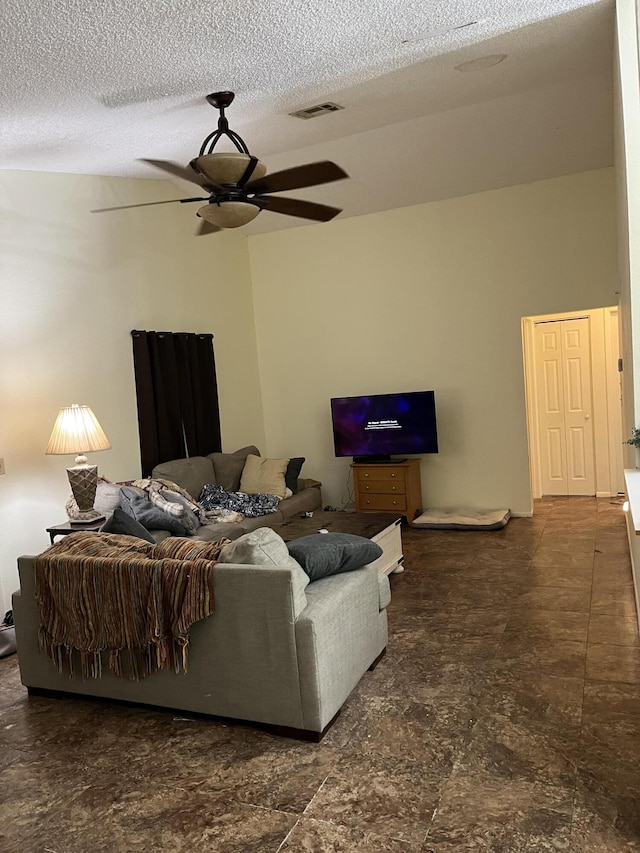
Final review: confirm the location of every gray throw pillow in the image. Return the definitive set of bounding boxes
[207,446,260,491]
[287,533,383,581]
[119,487,194,535]
[101,508,155,543]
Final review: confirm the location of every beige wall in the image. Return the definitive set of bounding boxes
[248,168,617,517]
[0,166,618,610]
[615,0,640,453]
[0,170,264,611]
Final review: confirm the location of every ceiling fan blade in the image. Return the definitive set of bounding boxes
[254,195,342,222]
[196,219,222,236]
[246,161,348,195]
[139,158,213,189]
[91,196,208,213]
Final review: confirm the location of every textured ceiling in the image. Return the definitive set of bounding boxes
[0,0,615,232]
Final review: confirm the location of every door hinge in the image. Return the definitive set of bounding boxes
[618,358,624,372]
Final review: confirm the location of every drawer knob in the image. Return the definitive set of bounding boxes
[391,473,396,478]
[366,500,371,505]
[392,500,397,505]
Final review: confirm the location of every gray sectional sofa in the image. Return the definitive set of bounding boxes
[13,533,389,739]
[150,445,322,541]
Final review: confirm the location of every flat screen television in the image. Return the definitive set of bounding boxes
[331,390,438,462]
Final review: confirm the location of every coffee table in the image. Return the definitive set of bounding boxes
[271,511,405,578]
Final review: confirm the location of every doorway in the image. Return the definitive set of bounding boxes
[522,307,623,499]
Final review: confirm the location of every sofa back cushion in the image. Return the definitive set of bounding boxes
[151,456,215,501]
[207,446,260,492]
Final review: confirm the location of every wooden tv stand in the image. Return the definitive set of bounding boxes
[351,458,422,522]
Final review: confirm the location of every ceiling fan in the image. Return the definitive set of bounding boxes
[92,91,349,234]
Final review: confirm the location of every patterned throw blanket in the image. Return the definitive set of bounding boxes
[34,532,223,679]
[199,484,281,518]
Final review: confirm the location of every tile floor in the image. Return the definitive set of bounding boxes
[1,497,640,851]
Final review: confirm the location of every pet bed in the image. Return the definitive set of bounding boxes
[410,507,511,531]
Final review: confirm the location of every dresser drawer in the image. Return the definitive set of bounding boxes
[359,494,407,512]
[359,480,406,495]
[355,467,405,484]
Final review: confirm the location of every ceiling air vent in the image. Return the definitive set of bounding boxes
[289,102,344,120]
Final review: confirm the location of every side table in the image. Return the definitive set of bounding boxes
[46,519,106,544]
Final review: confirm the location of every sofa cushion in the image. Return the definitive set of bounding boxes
[151,456,215,502]
[240,455,288,498]
[193,523,245,542]
[287,533,383,582]
[119,487,195,536]
[237,511,285,534]
[277,487,321,521]
[207,446,260,492]
[101,508,155,543]
[218,528,309,612]
[285,458,305,494]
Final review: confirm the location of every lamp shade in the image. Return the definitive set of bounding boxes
[46,404,111,456]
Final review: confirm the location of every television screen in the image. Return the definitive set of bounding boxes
[331,391,438,459]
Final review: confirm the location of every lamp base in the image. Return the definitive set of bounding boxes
[68,510,106,524]
[66,462,101,521]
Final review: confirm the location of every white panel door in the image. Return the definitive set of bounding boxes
[534,318,595,495]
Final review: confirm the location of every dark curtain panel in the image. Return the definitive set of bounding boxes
[131,330,222,476]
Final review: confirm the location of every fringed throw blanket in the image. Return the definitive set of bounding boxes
[34,532,222,679]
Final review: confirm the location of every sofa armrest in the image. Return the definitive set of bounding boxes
[294,565,386,730]
[299,478,321,491]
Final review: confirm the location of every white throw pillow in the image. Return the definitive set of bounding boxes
[239,454,289,498]
[66,478,122,518]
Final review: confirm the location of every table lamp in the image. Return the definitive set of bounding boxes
[46,404,111,522]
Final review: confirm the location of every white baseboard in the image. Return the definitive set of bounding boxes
[510,511,533,518]
[596,491,613,498]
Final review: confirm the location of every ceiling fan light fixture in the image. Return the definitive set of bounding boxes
[197,201,260,228]
[92,91,347,232]
[194,152,267,185]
